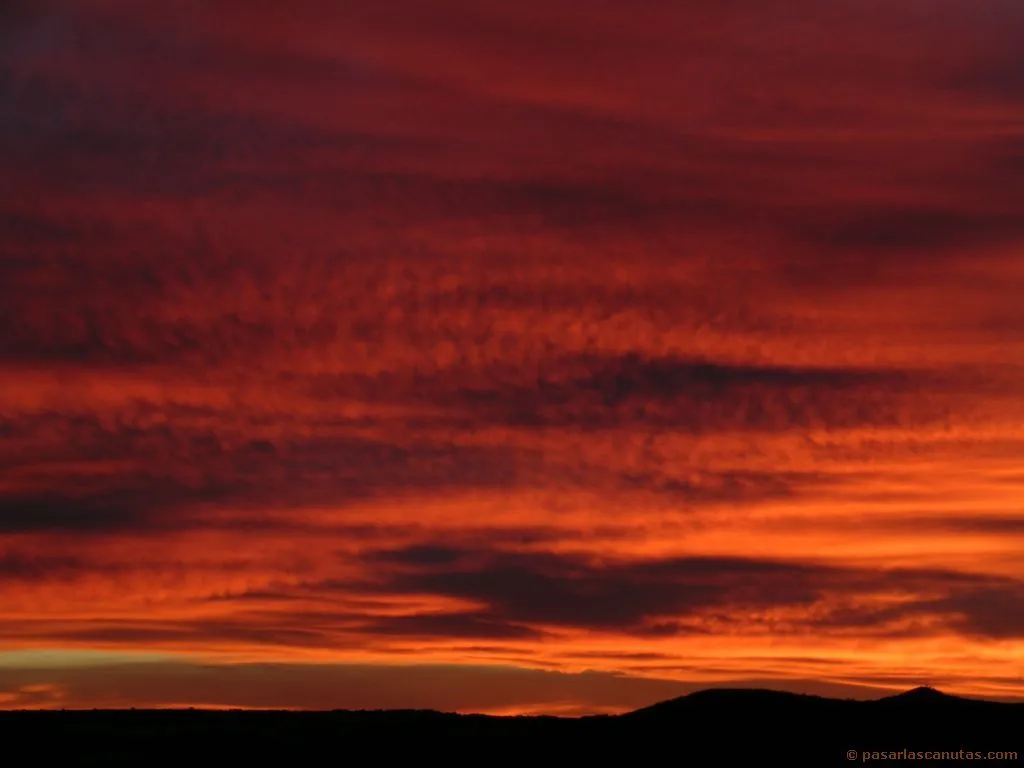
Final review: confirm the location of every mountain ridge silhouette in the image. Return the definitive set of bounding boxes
[620,683,1001,717]
[2,686,1020,765]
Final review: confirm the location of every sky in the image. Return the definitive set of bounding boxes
[1,0,1023,714]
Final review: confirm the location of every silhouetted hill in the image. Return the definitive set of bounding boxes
[624,685,844,716]
[1,688,1020,766]
[625,684,1006,721]
[878,685,981,705]
[883,685,949,700]
[617,686,1021,764]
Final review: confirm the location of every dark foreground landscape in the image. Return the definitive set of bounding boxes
[2,687,1020,766]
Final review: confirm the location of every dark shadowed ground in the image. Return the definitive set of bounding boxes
[1,687,1021,766]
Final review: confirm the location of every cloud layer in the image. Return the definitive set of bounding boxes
[1,0,1023,711]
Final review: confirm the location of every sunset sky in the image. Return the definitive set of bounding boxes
[1,0,1023,714]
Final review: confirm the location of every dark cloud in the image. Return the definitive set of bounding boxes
[0,404,868,542]
[0,552,93,581]
[436,353,939,432]
[853,514,1024,536]
[0,0,65,51]
[370,545,468,568]
[358,547,1024,640]
[570,353,900,396]
[0,413,551,533]
[369,549,822,629]
[926,588,1024,640]
[942,3,1024,103]
[802,206,1024,253]
[804,578,1024,641]
[0,491,174,534]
